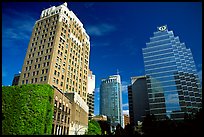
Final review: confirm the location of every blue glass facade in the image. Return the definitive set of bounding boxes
[100,75,123,130]
[142,25,202,120]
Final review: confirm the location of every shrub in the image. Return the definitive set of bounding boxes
[2,84,54,135]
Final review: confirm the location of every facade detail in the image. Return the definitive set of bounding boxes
[18,2,90,103]
[142,25,202,120]
[17,2,90,134]
[52,87,72,135]
[87,69,95,119]
[65,92,89,135]
[128,76,149,125]
[100,75,123,131]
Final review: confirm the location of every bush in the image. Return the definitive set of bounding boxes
[2,84,54,135]
[86,120,102,135]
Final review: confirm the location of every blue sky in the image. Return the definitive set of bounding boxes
[2,2,202,115]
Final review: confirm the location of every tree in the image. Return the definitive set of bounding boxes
[85,120,102,135]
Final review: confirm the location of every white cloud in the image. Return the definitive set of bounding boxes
[123,110,129,115]
[121,81,129,93]
[86,23,116,36]
[95,87,100,93]
[2,9,35,43]
[122,103,129,108]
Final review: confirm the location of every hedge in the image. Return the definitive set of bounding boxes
[2,84,54,135]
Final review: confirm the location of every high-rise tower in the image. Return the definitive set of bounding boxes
[128,76,149,125]
[100,75,123,131]
[87,69,95,119]
[142,25,202,120]
[18,2,90,102]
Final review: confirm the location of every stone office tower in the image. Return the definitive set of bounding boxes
[142,25,202,120]
[18,2,90,102]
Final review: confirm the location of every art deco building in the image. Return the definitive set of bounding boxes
[100,75,123,131]
[18,2,90,103]
[142,25,202,120]
[17,2,90,134]
[128,76,149,125]
[87,69,95,119]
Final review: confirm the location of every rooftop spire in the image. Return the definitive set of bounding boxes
[63,2,67,7]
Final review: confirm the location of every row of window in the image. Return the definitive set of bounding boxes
[21,76,47,84]
[37,15,58,26]
[23,69,49,78]
[25,62,49,72]
[52,124,69,135]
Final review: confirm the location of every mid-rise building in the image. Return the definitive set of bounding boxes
[52,87,72,135]
[12,73,20,86]
[87,69,95,119]
[128,76,149,125]
[65,92,89,135]
[142,25,202,120]
[100,75,123,131]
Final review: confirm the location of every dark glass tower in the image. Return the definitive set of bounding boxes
[142,25,202,120]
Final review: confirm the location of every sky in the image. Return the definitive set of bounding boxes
[2,2,202,116]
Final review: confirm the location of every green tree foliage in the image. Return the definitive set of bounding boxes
[86,120,102,135]
[2,84,54,135]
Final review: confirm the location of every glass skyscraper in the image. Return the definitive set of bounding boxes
[100,75,123,131]
[142,25,202,120]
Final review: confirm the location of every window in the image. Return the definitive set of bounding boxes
[46,62,49,66]
[40,77,43,82]
[35,78,37,83]
[53,77,56,83]
[54,70,57,75]
[33,71,35,76]
[44,76,47,81]
[42,69,44,74]
[38,64,40,68]
[46,69,48,73]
